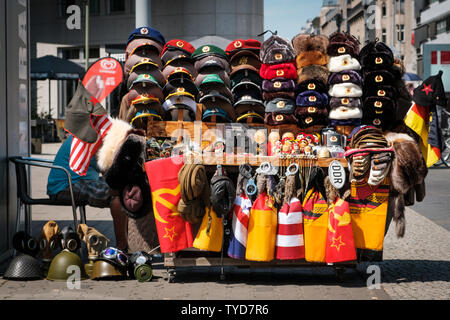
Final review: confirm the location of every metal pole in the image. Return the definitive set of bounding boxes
[392,0,395,50]
[85,0,90,71]
[135,0,151,28]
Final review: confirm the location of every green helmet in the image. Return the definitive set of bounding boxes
[91,259,127,280]
[47,249,88,281]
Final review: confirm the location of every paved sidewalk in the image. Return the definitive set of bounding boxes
[0,143,449,300]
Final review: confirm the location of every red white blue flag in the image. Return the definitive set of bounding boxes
[227,194,252,259]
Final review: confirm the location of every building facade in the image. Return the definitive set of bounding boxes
[30,0,264,119]
[414,0,450,89]
[318,0,417,73]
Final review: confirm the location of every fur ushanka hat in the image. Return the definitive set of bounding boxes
[295,90,328,107]
[363,69,396,87]
[259,62,297,80]
[292,34,329,54]
[296,65,330,85]
[363,96,397,113]
[296,79,328,94]
[295,50,330,69]
[328,54,361,73]
[260,35,296,64]
[330,97,361,109]
[359,41,394,71]
[327,31,360,58]
[328,70,363,86]
[328,83,363,98]
[262,79,296,92]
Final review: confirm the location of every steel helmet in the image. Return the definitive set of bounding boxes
[3,253,43,280]
[90,259,127,280]
[46,249,88,281]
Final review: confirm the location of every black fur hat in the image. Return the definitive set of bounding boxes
[359,41,394,71]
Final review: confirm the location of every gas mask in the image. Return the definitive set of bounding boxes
[77,224,110,260]
[58,226,81,252]
[38,220,60,262]
[129,251,153,282]
[12,231,39,257]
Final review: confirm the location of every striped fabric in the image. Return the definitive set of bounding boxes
[69,114,112,176]
[227,194,252,259]
[275,197,305,260]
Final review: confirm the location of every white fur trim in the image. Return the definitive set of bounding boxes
[328,83,363,98]
[328,54,361,72]
[329,106,362,119]
[96,118,132,173]
[384,132,415,144]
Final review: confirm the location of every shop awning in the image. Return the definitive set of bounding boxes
[31,55,85,80]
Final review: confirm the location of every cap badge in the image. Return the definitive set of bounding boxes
[346,88,352,94]
[275,53,283,60]
[176,41,184,48]
[177,87,185,92]
[342,98,349,105]
[140,27,149,35]
[307,83,316,90]
[375,57,383,64]
[342,74,350,81]
[309,96,317,102]
[373,119,381,126]
[276,100,286,108]
[143,74,150,79]
[234,41,242,48]
[374,101,383,108]
[202,46,210,53]
[375,110,383,114]
[308,107,317,113]
[305,117,313,124]
[330,136,338,142]
[342,59,349,65]
[338,47,346,53]
[274,81,282,88]
[276,70,284,76]
[377,90,386,96]
[276,114,284,121]
[375,75,383,82]
[239,56,248,65]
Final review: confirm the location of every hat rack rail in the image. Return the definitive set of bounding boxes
[145,104,351,168]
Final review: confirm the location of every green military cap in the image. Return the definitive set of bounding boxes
[191,44,228,60]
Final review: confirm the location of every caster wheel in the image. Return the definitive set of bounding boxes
[166,269,176,283]
[335,267,345,282]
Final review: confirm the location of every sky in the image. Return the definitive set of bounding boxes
[264,0,323,41]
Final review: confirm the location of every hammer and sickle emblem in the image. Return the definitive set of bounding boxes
[152,186,181,224]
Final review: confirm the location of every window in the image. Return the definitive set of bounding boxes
[382,3,386,17]
[397,24,405,42]
[109,0,125,13]
[396,0,405,14]
[382,28,387,43]
[437,19,447,35]
[90,0,101,16]
[61,47,80,60]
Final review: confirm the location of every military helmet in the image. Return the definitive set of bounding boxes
[46,249,88,281]
[90,259,127,280]
[3,253,43,280]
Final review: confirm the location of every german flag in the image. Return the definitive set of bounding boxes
[404,102,441,167]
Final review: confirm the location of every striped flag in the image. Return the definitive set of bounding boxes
[227,194,252,259]
[69,114,112,176]
[404,102,441,167]
[276,197,305,260]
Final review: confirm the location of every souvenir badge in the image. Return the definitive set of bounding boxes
[140,27,148,35]
[275,53,283,60]
[307,83,316,90]
[308,107,317,113]
[276,114,284,122]
[341,98,349,105]
[305,117,313,124]
[375,75,383,83]
[274,81,282,88]
[373,118,381,126]
[374,101,383,108]
[375,57,383,64]
[176,41,184,48]
[234,40,242,48]
[342,74,350,81]
[309,96,317,102]
[377,90,386,97]
[276,100,286,108]
[276,70,284,76]
[338,47,346,54]
[202,46,210,53]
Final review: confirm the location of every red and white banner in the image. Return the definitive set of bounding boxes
[82,57,123,103]
[69,114,112,176]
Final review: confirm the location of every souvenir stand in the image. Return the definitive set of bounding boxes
[146,106,358,282]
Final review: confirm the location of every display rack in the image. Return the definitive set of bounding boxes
[145,106,356,282]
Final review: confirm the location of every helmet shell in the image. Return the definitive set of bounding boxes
[3,254,43,280]
[47,250,88,281]
[91,259,127,280]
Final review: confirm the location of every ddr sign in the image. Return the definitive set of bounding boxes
[328,160,346,189]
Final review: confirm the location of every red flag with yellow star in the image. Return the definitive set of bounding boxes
[325,198,356,263]
[144,156,194,253]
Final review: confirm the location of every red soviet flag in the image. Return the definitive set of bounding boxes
[144,156,194,253]
[325,198,356,263]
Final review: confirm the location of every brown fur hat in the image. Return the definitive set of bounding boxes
[292,34,329,54]
[296,65,330,85]
[295,50,330,68]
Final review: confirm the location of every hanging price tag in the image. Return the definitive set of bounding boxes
[328,160,346,189]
